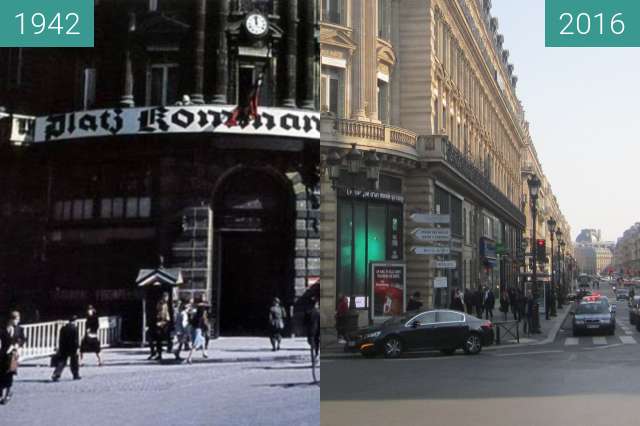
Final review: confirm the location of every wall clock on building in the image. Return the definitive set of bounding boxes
[245,12,269,38]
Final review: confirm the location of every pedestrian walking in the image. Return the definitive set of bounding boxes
[80,305,103,367]
[473,288,483,317]
[483,286,495,320]
[407,291,423,311]
[52,316,81,381]
[172,302,189,361]
[198,296,212,350]
[450,289,465,312]
[0,311,26,405]
[151,292,172,361]
[186,303,208,364]
[305,299,320,360]
[524,290,535,335]
[464,289,473,314]
[499,289,510,321]
[510,288,520,321]
[269,297,286,351]
[335,294,349,342]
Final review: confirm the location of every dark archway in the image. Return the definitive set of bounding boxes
[213,167,295,336]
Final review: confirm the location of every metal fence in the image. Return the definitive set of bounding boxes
[20,316,122,360]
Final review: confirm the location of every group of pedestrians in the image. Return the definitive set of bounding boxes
[454,286,496,319]
[148,292,211,363]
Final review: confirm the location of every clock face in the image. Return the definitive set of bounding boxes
[246,13,268,36]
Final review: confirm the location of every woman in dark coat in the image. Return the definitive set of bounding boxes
[269,297,286,351]
[0,311,26,405]
[80,305,102,366]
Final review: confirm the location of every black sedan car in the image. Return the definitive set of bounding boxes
[345,310,493,358]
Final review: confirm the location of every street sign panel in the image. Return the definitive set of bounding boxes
[411,228,451,242]
[409,213,450,224]
[435,260,457,269]
[411,246,450,255]
[434,276,448,288]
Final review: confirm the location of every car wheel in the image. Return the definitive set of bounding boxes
[463,333,482,355]
[440,348,456,356]
[382,336,403,358]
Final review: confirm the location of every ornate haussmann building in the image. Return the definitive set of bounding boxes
[0,0,319,339]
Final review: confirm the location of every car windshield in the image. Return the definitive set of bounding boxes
[576,302,609,315]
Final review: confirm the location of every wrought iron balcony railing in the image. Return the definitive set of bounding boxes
[418,135,526,226]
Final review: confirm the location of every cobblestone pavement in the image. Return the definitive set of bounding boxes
[2,338,319,426]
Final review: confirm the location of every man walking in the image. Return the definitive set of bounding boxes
[464,288,473,314]
[406,292,423,312]
[153,292,172,360]
[483,286,495,320]
[52,316,81,381]
[473,288,483,318]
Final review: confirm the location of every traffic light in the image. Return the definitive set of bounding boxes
[536,239,546,263]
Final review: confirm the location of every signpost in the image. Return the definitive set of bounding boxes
[434,276,448,288]
[409,213,450,224]
[411,228,451,242]
[411,246,450,255]
[435,260,457,269]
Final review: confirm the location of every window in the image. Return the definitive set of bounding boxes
[411,311,436,325]
[337,200,403,307]
[438,311,464,322]
[378,0,390,40]
[322,0,344,25]
[147,64,179,106]
[377,79,389,124]
[321,66,345,117]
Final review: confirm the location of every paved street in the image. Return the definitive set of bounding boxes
[1,338,319,426]
[321,281,640,426]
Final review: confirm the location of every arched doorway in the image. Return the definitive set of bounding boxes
[214,167,295,336]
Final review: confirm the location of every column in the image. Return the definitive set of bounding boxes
[211,0,229,104]
[119,12,136,107]
[351,0,367,119]
[300,0,317,110]
[191,0,206,104]
[282,0,299,107]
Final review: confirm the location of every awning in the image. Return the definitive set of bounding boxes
[136,267,183,287]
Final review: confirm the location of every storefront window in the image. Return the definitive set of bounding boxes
[337,199,403,308]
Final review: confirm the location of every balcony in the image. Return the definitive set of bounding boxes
[320,115,417,159]
[418,134,526,227]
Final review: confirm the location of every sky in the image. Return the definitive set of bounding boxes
[490,1,640,242]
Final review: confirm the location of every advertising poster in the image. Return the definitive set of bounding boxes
[371,262,406,319]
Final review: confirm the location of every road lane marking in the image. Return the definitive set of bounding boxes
[593,337,607,345]
[493,350,564,357]
[564,337,579,346]
[620,335,637,344]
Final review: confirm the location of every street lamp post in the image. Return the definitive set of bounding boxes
[555,229,563,311]
[547,218,557,319]
[527,175,542,333]
[560,239,567,306]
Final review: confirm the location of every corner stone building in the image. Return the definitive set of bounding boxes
[0,0,319,340]
[320,0,531,331]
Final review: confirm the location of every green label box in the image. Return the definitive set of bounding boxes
[546,0,640,47]
[0,0,93,47]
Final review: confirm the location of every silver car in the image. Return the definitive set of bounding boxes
[572,300,615,336]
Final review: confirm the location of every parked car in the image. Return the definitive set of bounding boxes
[572,300,616,336]
[629,296,640,325]
[345,309,494,358]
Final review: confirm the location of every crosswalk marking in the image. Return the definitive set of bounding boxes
[620,336,637,344]
[592,337,608,345]
[564,337,579,346]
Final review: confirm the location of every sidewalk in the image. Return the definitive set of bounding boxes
[321,305,571,358]
[21,337,312,367]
